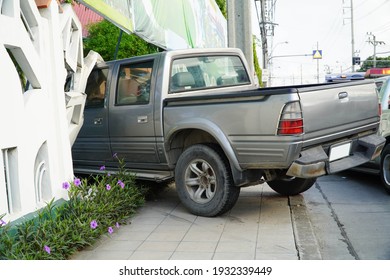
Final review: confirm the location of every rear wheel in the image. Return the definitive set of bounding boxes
[175,144,240,217]
[267,177,316,196]
[380,144,390,194]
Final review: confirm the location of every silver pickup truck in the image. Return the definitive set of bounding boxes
[72,48,385,216]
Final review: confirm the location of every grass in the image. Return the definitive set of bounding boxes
[0,157,147,260]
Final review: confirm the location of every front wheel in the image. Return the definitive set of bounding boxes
[380,144,390,194]
[175,144,240,217]
[267,177,316,196]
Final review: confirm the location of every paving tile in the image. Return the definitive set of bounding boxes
[170,252,214,260]
[133,210,169,219]
[224,214,259,226]
[255,251,298,260]
[153,224,191,232]
[219,230,258,242]
[160,215,195,226]
[115,230,153,241]
[256,244,297,255]
[95,240,143,251]
[129,215,166,225]
[194,216,227,227]
[222,224,259,234]
[137,241,179,252]
[83,250,133,260]
[213,252,255,260]
[182,227,223,242]
[146,231,187,242]
[169,206,198,222]
[123,223,158,232]
[175,241,218,252]
[128,251,172,260]
[215,241,256,253]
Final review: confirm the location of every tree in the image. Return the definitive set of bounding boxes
[358,56,390,72]
[83,20,159,61]
[253,37,263,87]
[215,0,227,18]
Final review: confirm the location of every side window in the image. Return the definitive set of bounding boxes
[169,55,250,94]
[85,68,108,108]
[116,61,153,106]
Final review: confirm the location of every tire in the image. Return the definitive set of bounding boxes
[267,177,316,196]
[174,144,240,217]
[380,144,390,194]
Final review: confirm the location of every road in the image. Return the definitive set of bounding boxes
[302,170,390,260]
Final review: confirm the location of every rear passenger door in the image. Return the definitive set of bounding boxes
[72,66,112,170]
[108,58,160,169]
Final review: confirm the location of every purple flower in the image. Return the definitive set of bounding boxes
[115,222,120,228]
[0,219,6,227]
[90,220,98,229]
[62,182,70,190]
[106,184,111,191]
[107,173,111,177]
[117,180,125,189]
[73,178,81,187]
[113,153,118,158]
[99,165,106,171]
[44,245,51,254]
[108,227,114,234]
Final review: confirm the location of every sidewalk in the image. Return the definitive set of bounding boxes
[71,183,314,260]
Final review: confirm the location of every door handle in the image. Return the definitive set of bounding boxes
[338,92,348,99]
[94,118,103,125]
[137,116,148,123]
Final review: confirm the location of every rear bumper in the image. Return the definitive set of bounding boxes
[286,134,386,178]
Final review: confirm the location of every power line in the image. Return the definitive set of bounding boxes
[354,0,389,22]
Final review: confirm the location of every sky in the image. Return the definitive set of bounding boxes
[252,0,390,86]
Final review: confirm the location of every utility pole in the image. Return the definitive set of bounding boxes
[255,0,277,86]
[258,0,268,70]
[350,0,355,72]
[227,0,254,76]
[316,42,319,83]
[300,65,303,84]
[343,0,356,71]
[367,32,385,68]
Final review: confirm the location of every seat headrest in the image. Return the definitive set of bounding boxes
[171,72,195,88]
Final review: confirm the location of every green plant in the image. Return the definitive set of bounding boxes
[61,0,77,4]
[83,20,159,61]
[0,156,145,260]
[253,36,263,87]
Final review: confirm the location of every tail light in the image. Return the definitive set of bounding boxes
[379,103,382,116]
[277,101,304,135]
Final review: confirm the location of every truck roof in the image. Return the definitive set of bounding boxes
[98,48,245,66]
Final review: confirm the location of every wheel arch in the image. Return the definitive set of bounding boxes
[164,121,242,173]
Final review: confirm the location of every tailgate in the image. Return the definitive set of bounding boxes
[298,80,379,143]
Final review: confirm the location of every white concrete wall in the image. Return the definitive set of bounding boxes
[0,0,94,222]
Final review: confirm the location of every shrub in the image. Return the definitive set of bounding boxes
[0,157,145,260]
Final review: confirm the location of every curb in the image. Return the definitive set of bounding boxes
[289,194,322,260]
